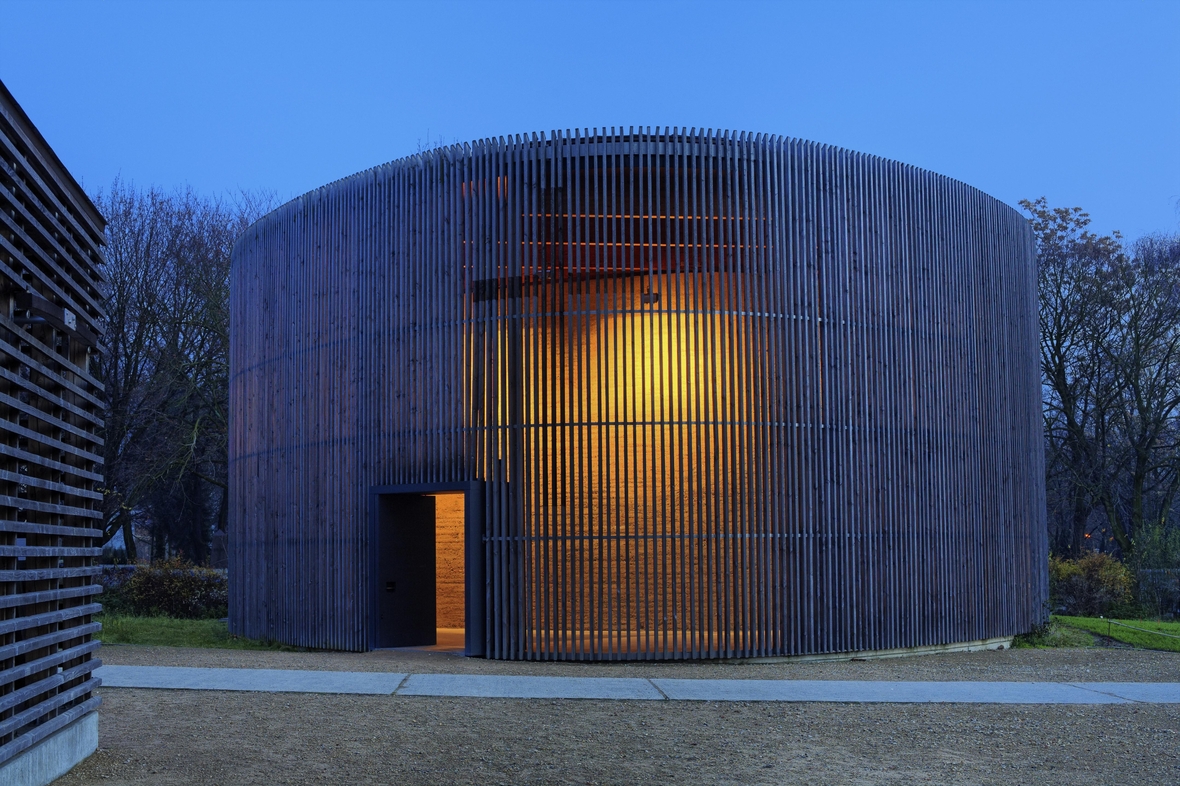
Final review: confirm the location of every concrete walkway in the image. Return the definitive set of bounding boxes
[94,666,1180,704]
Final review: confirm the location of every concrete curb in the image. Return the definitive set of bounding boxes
[649,679,1129,703]
[95,666,406,695]
[1070,682,1180,703]
[400,674,664,700]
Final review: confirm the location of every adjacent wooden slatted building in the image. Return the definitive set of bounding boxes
[0,80,105,767]
[230,128,1047,659]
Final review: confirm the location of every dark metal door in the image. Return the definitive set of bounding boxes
[376,494,437,647]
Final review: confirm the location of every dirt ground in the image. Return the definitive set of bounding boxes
[60,647,1180,785]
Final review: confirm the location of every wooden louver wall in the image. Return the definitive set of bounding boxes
[0,81,105,762]
[230,128,1048,659]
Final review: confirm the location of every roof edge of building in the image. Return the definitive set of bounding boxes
[0,77,107,237]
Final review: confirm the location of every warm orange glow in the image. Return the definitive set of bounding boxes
[489,271,761,653]
[431,493,465,630]
[457,157,777,655]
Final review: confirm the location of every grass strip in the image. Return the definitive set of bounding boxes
[97,615,301,651]
[1012,619,1096,648]
[1054,615,1180,653]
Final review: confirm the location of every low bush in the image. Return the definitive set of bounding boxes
[97,565,132,615]
[1049,552,1136,617]
[101,557,228,619]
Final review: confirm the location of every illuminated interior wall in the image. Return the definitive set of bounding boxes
[464,147,784,657]
[515,274,764,654]
[431,493,465,630]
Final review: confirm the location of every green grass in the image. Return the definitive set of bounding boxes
[1012,619,1098,649]
[1054,615,1180,653]
[96,615,302,651]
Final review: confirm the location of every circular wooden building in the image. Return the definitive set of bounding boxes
[229,128,1047,659]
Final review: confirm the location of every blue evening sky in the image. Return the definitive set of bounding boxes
[2,0,1177,240]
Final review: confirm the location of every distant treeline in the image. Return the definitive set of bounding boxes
[95,181,274,563]
[1027,197,1180,570]
[94,184,1180,571]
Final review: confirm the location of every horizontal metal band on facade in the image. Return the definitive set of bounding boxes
[223,414,1002,460]
[483,532,982,542]
[230,127,1047,659]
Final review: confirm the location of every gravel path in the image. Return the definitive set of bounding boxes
[62,688,1180,785]
[61,646,1180,785]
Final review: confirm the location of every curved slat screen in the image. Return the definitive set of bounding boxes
[230,129,1047,659]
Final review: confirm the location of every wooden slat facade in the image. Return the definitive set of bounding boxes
[229,128,1047,659]
[0,80,105,762]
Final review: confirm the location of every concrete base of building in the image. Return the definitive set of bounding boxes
[0,711,98,786]
[742,636,1016,664]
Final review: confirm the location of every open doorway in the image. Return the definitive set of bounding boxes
[373,485,481,653]
[431,492,465,649]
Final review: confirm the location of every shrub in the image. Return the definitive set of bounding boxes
[1131,525,1180,618]
[97,565,137,615]
[1049,552,1134,617]
[116,557,228,619]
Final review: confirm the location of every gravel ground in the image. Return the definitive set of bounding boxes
[63,646,1180,785]
[61,688,1180,785]
[98,641,1180,682]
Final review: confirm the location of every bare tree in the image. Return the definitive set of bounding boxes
[1024,197,1123,555]
[1095,234,1180,553]
[1025,197,1180,560]
[94,181,274,561]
